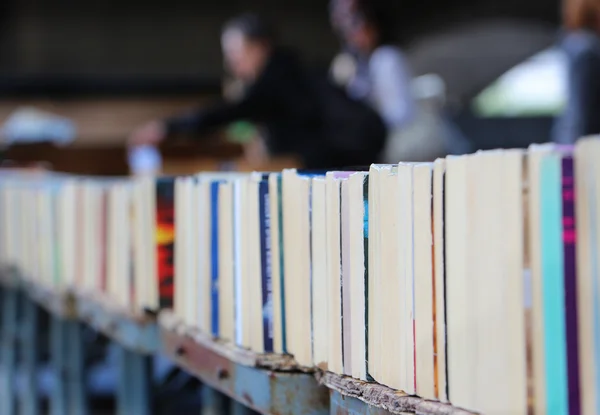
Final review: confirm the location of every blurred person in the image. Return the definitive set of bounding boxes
[553,0,600,144]
[342,5,414,128]
[129,13,385,169]
[332,2,470,161]
[335,4,438,162]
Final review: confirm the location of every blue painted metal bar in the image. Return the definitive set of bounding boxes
[116,344,153,415]
[161,326,329,415]
[128,348,153,415]
[201,385,230,415]
[76,292,157,415]
[20,295,39,415]
[66,320,87,415]
[329,390,396,415]
[50,316,67,415]
[0,286,18,415]
[77,294,158,354]
[230,399,258,415]
[116,344,130,415]
[49,311,87,415]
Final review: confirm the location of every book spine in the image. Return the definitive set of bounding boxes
[341,181,352,376]
[51,188,61,287]
[277,175,287,352]
[442,169,449,401]
[156,179,175,309]
[100,189,108,293]
[129,191,136,307]
[362,176,369,378]
[590,167,600,415]
[75,186,84,286]
[197,180,208,332]
[210,181,220,337]
[540,155,569,414]
[562,156,581,415]
[259,180,274,352]
[233,180,243,345]
[432,173,439,399]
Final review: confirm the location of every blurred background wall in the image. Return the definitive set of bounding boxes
[0,0,559,81]
[0,0,568,173]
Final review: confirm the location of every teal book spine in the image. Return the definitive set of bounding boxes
[277,175,287,352]
[540,154,569,414]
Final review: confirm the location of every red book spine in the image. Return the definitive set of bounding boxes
[156,179,175,309]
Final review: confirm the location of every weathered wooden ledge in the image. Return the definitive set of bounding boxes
[318,371,477,415]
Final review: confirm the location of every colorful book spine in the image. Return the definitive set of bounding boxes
[362,176,369,378]
[156,179,176,309]
[540,154,569,415]
[259,178,274,352]
[276,175,286,352]
[210,181,220,337]
[562,156,580,415]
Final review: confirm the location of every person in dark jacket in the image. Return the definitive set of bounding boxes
[554,0,600,144]
[129,13,385,169]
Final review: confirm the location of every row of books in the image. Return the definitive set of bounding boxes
[1,139,600,415]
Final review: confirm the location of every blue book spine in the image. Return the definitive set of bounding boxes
[210,181,220,337]
[540,155,569,415]
[259,180,274,352]
[233,180,243,345]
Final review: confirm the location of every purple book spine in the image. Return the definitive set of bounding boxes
[562,156,580,415]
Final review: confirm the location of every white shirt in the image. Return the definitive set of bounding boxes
[347,46,416,130]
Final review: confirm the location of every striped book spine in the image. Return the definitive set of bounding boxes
[562,156,580,415]
[259,179,274,352]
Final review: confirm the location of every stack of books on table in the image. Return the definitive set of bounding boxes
[2,138,600,415]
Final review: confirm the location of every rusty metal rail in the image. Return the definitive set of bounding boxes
[160,312,329,415]
[319,372,477,415]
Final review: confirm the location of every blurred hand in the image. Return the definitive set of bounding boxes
[128,120,167,148]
